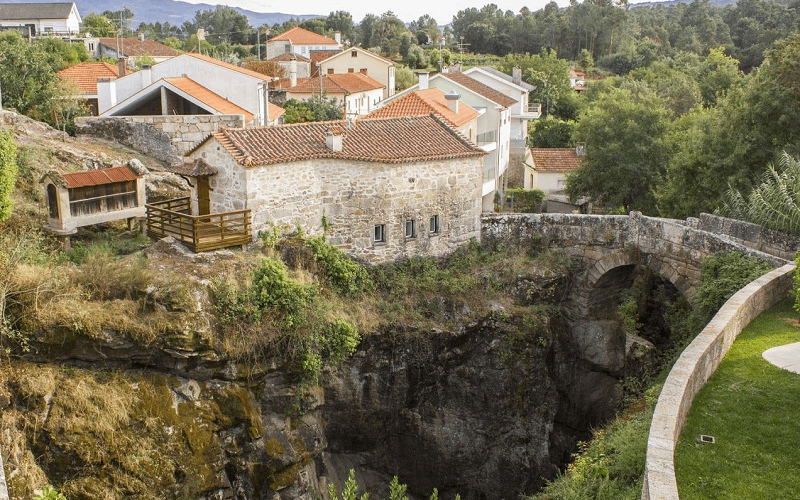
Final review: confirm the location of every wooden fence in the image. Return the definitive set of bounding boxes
[146,197,252,252]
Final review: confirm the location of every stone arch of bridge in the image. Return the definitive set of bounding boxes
[574,249,697,317]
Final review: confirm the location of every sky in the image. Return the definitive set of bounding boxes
[175,0,646,25]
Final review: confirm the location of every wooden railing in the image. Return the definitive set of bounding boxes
[146,197,252,252]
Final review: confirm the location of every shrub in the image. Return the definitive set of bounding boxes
[506,188,545,213]
[0,130,18,222]
[305,236,373,297]
[251,258,316,328]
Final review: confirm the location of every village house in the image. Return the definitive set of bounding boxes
[97,53,283,126]
[268,52,312,79]
[58,61,119,115]
[284,73,384,119]
[527,145,589,213]
[0,2,80,36]
[364,87,478,142]
[180,115,486,263]
[266,26,341,60]
[569,69,587,93]
[317,47,396,99]
[84,37,180,70]
[384,72,515,211]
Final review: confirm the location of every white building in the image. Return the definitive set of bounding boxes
[0,2,80,35]
[317,47,396,99]
[266,26,341,60]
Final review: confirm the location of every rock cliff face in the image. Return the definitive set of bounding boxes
[3,256,661,500]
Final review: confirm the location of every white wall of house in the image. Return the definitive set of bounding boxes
[529,169,568,193]
[318,48,395,99]
[464,68,538,141]
[97,55,265,117]
[187,139,483,263]
[1,4,81,34]
[266,41,339,60]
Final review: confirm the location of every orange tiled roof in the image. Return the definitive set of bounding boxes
[62,165,140,188]
[268,52,311,63]
[269,26,339,46]
[184,53,271,81]
[530,148,584,172]
[364,88,478,128]
[58,62,119,94]
[165,76,255,122]
[287,73,384,95]
[441,72,517,109]
[310,50,341,66]
[191,114,485,166]
[97,38,180,57]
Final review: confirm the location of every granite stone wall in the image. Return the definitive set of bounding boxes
[188,140,483,264]
[75,115,244,164]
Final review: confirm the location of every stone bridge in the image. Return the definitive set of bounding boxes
[481,212,796,316]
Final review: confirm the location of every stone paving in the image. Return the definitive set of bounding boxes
[763,342,800,375]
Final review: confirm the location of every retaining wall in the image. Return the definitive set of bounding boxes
[641,263,795,500]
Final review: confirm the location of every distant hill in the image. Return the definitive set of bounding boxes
[0,0,320,28]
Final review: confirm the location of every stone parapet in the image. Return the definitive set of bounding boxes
[696,213,799,261]
[641,263,795,500]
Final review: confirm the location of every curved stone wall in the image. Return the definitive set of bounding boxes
[641,263,795,500]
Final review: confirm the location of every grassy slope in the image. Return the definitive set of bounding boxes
[676,299,800,499]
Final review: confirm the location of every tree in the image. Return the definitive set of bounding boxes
[282,96,343,123]
[0,31,62,118]
[0,130,18,222]
[567,87,670,214]
[325,11,355,44]
[81,13,117,37]
[191,6,251,45]
[528,117,575,148]
[500,51,571,117]
[394,66,417,91]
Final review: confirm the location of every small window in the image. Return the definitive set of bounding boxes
[360,68,368,74]
[405,220,416,239]
[429,215,440,235]
[374,224,385,243]
[348,68,354,73]
[327,68,334,74]
[351,49,358,57]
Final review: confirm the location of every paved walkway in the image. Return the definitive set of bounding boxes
[763,342,800,374]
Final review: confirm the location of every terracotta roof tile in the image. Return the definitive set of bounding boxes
[441,72,517,108]
[287,73,384,95]
[58,62,119,94]
[364,88,478,128]
[62,165,140,188]
[97,38,180,57]
[169,158,217,177]
[310,50,341,66]
[531,148,584,172]
[191,114,485,166]
[269,27,339,46]
[164,77,255,122]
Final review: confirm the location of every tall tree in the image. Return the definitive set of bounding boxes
[567,87,670,214]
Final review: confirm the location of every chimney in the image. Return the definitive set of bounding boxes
[138,31,145,41]
[576,143,586,157]
[140,65,152,87]
[326,127,344,152]
[444,90,460,114]
[97,77,117,110]
[417,71,429,90]
[117,57,126,77]
[334,31,341,45]
[512,67,522,85]
[289,55,297,88]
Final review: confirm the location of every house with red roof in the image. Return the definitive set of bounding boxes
[528,145,588,213]
[384,71,516,211]
[285,73,384,119]
[181,115,486,262]
[266,26,341,60]
[84,37,180,70]
[317,47,395,99]
[98,53,283,126]
[58,61,119,115]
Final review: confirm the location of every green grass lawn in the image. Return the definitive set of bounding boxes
[675,299,800,499]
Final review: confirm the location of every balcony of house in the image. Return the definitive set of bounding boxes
[513,103,542,120]
[476,130,497,152]
[482,165,497,197]
[146,197,252,252]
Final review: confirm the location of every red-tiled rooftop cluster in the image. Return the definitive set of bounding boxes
[196,114,485,166]
[365,88,479,128]
[530,148,584,172]
[58,62,119,93]
[287,73,384,94]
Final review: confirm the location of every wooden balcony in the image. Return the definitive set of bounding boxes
[146,197,252,252]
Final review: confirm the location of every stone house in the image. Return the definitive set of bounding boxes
[0,2,80,36]
[266,26,341,60]
[181,115,486,263]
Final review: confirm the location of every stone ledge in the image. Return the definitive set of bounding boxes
[641,263,795,500]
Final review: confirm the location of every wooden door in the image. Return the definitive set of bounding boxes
[198,176,210,216]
